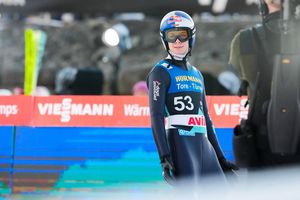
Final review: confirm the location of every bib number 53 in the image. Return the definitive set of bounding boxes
[174,96,194,111]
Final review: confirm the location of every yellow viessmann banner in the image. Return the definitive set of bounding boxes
[24,28,47,95]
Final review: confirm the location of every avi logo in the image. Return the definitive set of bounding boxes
[188,116,206,126]
[153,81,161,101]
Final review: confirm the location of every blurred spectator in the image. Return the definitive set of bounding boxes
[13,86,50,96]
[132,81,148,96]
[217,70,241,95]
[13,87,24,95]
[201,72,231,95]
[33,86,51,96]
[55,66,104,95]
[0,89,12,96]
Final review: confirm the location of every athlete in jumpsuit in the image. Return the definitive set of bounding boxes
[147,10,237,184]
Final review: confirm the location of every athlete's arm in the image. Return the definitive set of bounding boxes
[147,66,171,160]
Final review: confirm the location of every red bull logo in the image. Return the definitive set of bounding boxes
[168,15,182,24]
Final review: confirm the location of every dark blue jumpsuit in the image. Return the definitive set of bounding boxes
[147,58,226,181]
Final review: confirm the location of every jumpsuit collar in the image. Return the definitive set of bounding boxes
[165,58,190,71]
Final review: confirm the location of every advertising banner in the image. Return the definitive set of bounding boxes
[207,96,248,128]
[32,95,150,127]
[0,95,32,125]
[0,95,248,127]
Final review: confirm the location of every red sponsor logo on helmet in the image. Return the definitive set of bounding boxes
[168,15,182,24]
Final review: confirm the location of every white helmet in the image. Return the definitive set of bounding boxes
[160,10,196,51]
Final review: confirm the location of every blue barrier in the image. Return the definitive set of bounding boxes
[0,126,14,195]
[0,126,233,194]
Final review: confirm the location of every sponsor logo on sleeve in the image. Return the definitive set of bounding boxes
[153,81,161,101]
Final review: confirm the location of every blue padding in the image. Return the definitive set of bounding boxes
[0,126,234,193]
[1,126,234,162]
[14,127,156,158]
[215,128,234,160]
[0,126,14,156]
[11,126,233,162]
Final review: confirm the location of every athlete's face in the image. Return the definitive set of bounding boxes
[168,39,189,55]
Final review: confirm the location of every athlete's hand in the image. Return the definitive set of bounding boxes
[219,157,239,183]
[219,157,239,172]
[161,155,176,184]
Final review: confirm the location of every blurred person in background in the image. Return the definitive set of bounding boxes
[229,0,281,100]
[12,86,49,96]
[33,86,50,96]
[0,89,12,96]
[55,66,104,95]
[132,81,148,96]
[229,0,300,169]
[217,70,240,95]
[147,10,237,185]
[13,87,24,95]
